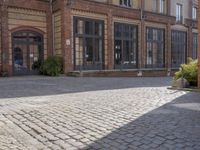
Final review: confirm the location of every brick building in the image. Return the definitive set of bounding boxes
[0,0,198,77]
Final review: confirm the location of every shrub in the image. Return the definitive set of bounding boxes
[0,71,8,77]
[32,61,42,70]
[174,58,198,86]
[40,56,63,76]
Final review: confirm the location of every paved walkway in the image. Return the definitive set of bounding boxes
[0,76,200,150]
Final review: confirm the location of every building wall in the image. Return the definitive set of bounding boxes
[0,0,199,77]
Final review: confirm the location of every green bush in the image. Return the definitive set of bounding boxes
[0,71,8,77]
[40,56,63,76]
[32,61,42,70]
[174,58,198,86]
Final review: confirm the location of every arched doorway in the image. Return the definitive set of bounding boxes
[12,30,44,75]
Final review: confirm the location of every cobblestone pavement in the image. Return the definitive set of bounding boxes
[0,76,200,150]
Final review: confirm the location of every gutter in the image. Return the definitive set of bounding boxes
[50,0,54,56]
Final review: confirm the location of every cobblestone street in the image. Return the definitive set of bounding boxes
[0,76,200,150]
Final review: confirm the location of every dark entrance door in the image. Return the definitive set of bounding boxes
[12,31,43,75]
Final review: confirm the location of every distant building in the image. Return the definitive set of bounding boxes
[0,0,198,76]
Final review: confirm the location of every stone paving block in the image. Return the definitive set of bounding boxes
[0,77,199,149]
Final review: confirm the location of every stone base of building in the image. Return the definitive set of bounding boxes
[67,69,178,77]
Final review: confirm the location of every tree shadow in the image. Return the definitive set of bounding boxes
[0,76,171,99]
[82,92,200,150]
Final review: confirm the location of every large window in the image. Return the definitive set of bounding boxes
[114,23,138,69]
[192,33,198,59]
[171,31,187,68]
[74,17,104,70]
[146,27,165,68]
[120,0,131,7]
[176,4,183,23]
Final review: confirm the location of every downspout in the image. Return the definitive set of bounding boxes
[1,2,2,73]
[138,0,144,77]
[1,0,6,73]
[50,0,54,56]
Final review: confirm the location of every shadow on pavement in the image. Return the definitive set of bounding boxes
[81,92,200,150]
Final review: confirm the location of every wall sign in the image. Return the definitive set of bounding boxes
[66,39,71,46]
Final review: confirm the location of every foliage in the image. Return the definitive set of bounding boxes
[174,58,198,86]
[40,56,63,76]
[32,61,42,70]
[0,71,8,77]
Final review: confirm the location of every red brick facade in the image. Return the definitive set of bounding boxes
[0,0,198,78]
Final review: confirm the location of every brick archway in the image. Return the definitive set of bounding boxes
[10,26,45,36]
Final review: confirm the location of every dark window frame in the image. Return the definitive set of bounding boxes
[119,0,132,7]
[73,17,104,71]
[171,30,187,68]
[192,33,198,59]
[145,27,165,68]
[114,22,138,69]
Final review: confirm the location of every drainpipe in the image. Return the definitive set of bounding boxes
[1,0,6,74]
[50,0,54,56]
[138,0,144,77]
[0,2,3,72]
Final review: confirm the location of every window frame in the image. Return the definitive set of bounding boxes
[159,0,165,14]
[114,22,138,69]
[146,27,165,68]
[119,0,132,7]
[171,30,187,68]
[192,6,197,20]
[73,17,105,70]
[176,3,183,23]
[192,33,198,59]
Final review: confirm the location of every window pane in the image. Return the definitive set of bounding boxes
[146,27,165,68]
[74,17,104,70]
[171,31,187,68]
[77,20,84,34]
[192,33,198,59]
[85,21,93,35]
[114,23,138,69]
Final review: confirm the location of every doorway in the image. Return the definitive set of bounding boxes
[12,30,43,75]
